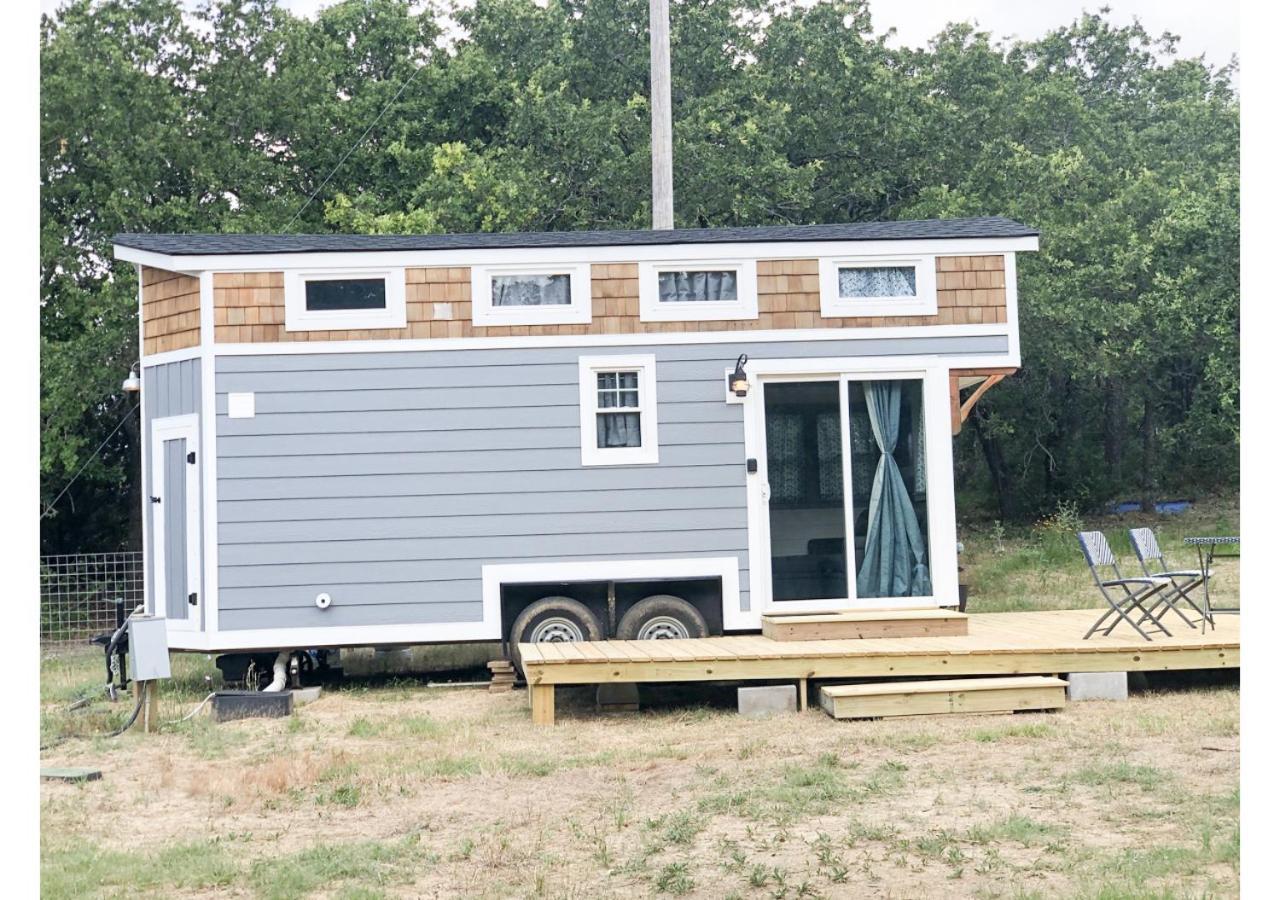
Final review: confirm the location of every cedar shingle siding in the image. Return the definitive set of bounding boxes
[210,256,1006,343]
[141,267,201,353]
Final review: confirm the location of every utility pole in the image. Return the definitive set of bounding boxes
[649,0,674,229]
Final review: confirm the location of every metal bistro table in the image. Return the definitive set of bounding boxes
[1184,536,1239,631]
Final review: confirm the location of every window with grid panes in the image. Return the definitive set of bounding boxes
[595,370,643,448]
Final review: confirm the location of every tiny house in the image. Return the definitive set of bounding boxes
[112,217,1037,659]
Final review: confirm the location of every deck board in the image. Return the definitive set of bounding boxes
[521,609,1239,691]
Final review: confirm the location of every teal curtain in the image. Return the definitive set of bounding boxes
[856,382,931,597]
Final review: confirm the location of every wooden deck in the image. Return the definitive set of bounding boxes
[519,609,1239,725]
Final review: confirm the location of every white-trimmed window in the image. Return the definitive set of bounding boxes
[578,354,659,466]
[471,262,592,327]
[818,255,937,318]
[637,260,758,321]
[284,269,406,331]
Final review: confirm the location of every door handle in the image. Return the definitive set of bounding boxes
[150,496,161,504]
[188,592,198,606]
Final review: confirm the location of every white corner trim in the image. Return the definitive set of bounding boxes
[577,354,659,466]
[283,267,407,332]
[136,266,151,617]
[198,271,219,635]
[818,254,938,318]
[637,259,759,322]
[1003,251,1022,367]
[471,262,592,327]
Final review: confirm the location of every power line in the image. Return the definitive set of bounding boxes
[283,64,424,231]
[41,401,139,521]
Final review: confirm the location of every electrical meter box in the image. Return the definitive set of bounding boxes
[127,615,172,681]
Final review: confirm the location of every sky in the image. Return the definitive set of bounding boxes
[39,0,1240,71]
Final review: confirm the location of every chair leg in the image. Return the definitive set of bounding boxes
[1086,602,1154,642]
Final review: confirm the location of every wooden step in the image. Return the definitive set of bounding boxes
[762,608,968,641]
[819,676,1067,720]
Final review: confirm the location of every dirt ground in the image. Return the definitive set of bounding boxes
[41,671,1239,899]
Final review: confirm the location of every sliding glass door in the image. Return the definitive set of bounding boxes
[761,375,933,605]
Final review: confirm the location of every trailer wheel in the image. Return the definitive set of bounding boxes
[617,595,708,641]
[509,596,603,676]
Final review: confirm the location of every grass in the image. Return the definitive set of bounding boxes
[966,814,1064,847]
[958,494,1239,614]
[1072,762,1167,792]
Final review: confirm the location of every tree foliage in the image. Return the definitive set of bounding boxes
[40,0,1239,550]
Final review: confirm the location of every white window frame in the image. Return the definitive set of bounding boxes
[284,268,406,332]
[637,259,758,322]
[472,262,592,327]
[818,254,937,318]
[578,354,659,466]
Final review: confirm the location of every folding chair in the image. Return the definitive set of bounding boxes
[1128,527,1211,632]
[1077,531,1174,641]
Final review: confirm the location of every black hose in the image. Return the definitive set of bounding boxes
[106,692,145,738]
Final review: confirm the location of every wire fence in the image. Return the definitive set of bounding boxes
[40,552,143,650]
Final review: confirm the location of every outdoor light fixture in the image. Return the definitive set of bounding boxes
[729,354,750,397]
[121,366,140,394]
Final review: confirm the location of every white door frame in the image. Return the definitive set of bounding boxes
[150,414,202,631]
[743,356,959,617]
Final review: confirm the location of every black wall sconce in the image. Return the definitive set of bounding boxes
[728,354,750,397]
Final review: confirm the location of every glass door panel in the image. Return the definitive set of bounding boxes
[763,381,848,601]
[847,378,932,598]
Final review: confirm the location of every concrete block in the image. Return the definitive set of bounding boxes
[738,684,797,719]
[1067,671,1128,702]
[596,682,639,712]
[291,686,322,705]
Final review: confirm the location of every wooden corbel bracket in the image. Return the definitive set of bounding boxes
[950,368,1017,434]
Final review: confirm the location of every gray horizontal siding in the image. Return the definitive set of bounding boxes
[215,334,1006,632]
[220,508,743,543]
[219,485,749,523]
[217,421,736,457]
[144,359,203,624]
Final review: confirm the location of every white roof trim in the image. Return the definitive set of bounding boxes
[115,235,1039,274]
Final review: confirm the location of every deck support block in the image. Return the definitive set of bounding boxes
[596,682,639,712]
[530,684,556,726]
[738,684,797,719]
[1066,671,1128,701]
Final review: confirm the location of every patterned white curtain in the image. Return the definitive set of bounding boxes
[492,274,571,306]
[838,266,916,298]
[658,270,738,303]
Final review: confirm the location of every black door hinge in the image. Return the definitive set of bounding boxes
[150,495,161,504]
[187,451,196,464]
[188,592,198,606]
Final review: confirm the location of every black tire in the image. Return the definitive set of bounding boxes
[509,596,603,677]
[616,595,709,641]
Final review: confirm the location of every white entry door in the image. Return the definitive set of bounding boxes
[745,364,957,614]
[150,415,202,630]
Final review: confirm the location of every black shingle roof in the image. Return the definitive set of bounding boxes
[113,216,1036,257]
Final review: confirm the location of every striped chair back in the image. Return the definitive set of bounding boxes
[1129,527,1163,569]
[1077,531,1115,568]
